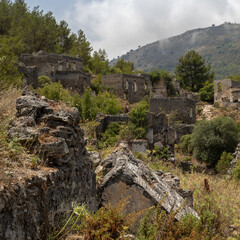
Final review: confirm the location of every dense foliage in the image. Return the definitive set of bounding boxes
[198,81,214,103]
[37,82,123,121]
[216,152,233,173]
[191,117,238,166]
[175,50,214,92]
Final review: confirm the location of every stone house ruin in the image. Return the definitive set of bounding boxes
[146,97,196,152]
[101,73,153,103]
[149,97,196,124]
[19,51,91,94]
[214,79,240,107]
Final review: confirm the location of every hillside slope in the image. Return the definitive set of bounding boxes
[111,23,240,79]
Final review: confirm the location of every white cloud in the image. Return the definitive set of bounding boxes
[65,0,240,59]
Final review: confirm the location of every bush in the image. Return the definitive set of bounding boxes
[216,152,233,173]
[191,117,238,166]
[179,134,193,154]
[37,81,70,102]
[232,159,240,180]
[99,122,121,148]
[137,198,204,240]
[128,97,149,139]
[52,198,136,240]
[199,82,214,103]
[37,83,123,122]
[38,75,51,88]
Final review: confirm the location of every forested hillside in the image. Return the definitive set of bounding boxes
[111,23,240,79]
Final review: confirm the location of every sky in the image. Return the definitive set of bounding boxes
[24,0,240,60]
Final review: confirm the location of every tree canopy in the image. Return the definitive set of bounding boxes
[175,50,214,92]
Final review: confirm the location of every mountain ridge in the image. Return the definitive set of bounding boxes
[110,23,240,79]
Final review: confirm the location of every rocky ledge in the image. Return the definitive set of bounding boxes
[0,91,97,240]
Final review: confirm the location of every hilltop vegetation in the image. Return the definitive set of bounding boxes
[112,22,240,79]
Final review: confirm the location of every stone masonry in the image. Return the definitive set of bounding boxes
[19,51,91,94]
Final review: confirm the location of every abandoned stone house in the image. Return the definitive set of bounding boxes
[19,51,91,94]
[101,73,156,103]
[214,79,240,107]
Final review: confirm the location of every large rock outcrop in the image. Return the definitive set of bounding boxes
[97,143,198,222]
[0,91,97,240]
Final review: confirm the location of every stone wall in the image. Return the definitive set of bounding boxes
[101,73,152,103]
[19,51,90,95]
[214,79,240,107]
[149,97,196,124]
[147,111,194,152]
[0,91,97,240]
[96,113,129,139]
[18,65,38,89]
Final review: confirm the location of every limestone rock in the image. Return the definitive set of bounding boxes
[88,151,102,169]
[98,143,198,221]
[1,91,97,240]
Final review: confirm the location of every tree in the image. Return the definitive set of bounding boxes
[89,49,110,74]
[112,58,134,74]
[69,29,93,70]
[175,50,214,92]
[191,117,238,166]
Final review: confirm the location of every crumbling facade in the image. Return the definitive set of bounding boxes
[214,79,240,107]
[149,97,196,124]
[101,73,153,103]
[19,51,91,94]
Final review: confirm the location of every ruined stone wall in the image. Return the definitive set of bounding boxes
[19,51,90,95]
[96,113,129,139]
[101,74,124,98]
[0,91,97,240]
[101,73,152,103]
[214,79,240,107]
[18,65,38,88]
[149,97,196,124]
[56,71,91,95]
[147,111,194,152]
[152,78,167,97]
[214,79,232,106]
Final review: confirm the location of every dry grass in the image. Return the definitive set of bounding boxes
[0,87,21,132]
[179,171,240,237]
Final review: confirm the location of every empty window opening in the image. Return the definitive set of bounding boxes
[134,81,137,92]
[125,80,128,90]
[144,82,148,90]
[50,65,55,72]
[72,62,76,70]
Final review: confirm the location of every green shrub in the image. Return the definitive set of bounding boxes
[99,122,121,148]
[37,83,123,122]
[137,198,204,240]
[37,81,70,102]
[179,134,193,154]
[90,74,108,94]
[199,82,214,103]
[129,97,149,138]
[52,198,134,240]
[216,152,233,173]
[183,156,192,162]
[232,159,240,180]
[191,117,238,166]
[38,75,51,88]
[152,146,170,160]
